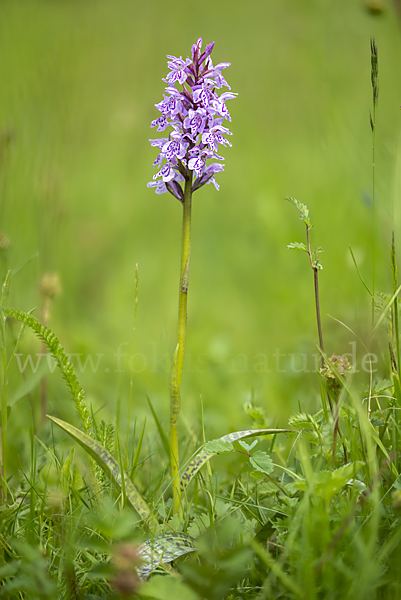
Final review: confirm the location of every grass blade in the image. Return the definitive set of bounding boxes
[147,395,170,461]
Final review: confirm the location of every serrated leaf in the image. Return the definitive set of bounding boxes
[180,428,291,492]
[187,513,209,538]
[47,415,153,522]
[375,379,393,393]
[203,440,234,453]
[286,197,311,227]
[243,402,266,423]
[370,416,384,428]
[238,439,258,452]
[361,379,393,395]
[137,533,196,580]
[287,242,308,252]
[288,413,319,430]
[286,197,308,217]
[258,479,280,494]
[249,451,274,475]
[292,462,364,502]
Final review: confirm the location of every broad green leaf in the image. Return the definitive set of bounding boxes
[47,415,153,522]
[292,462,364,502]
[203,440,234,453]
[140,574,198,600]
[287,242,308,252]
[249,451,274,475]
[181,428,290,491]
[137,533,196,580]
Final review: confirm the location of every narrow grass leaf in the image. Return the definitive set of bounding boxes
[349,245,373,296]
[132,418,146,473]
[372,283,401,337]
[1,270,11,310]
[147,395,170,461]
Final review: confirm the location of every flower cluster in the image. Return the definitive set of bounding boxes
[147,38,236,201]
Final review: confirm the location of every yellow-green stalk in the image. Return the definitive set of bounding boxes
[170,172,192,513]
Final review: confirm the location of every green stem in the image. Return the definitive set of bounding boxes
[170,172,193,513]
[313,267,325,365]
[372,102,376,325]
[306,225,325,367]
[1,313,7,498]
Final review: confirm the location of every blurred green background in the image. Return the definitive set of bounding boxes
[1,0,401,447]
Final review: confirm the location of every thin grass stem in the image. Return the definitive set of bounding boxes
[126,264,139,451]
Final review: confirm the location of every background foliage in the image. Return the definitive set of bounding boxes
[1,0,401,481]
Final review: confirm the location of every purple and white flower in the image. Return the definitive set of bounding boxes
[148,38,236,200]
[164,56,192,85]
[183,108,208,137]
[202,124,232,153]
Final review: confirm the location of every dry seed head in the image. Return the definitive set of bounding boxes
[39,272,62,299]
[320,354,354,393]
[112,543,141,597]
[366,0,385,15]
[370,37,379,105]
[0,232,10,251]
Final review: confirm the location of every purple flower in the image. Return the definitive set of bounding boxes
[151,114,169,132]
[202,124,232,153]
[183,108,208,137]
[148,38,236,200]
[164,56,192,85]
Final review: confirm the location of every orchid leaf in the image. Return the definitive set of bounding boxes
[137,532,196,580]
[181,428,290,491]
[47,415,153,522]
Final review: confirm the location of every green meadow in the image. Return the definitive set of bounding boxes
[1,1,401,598]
